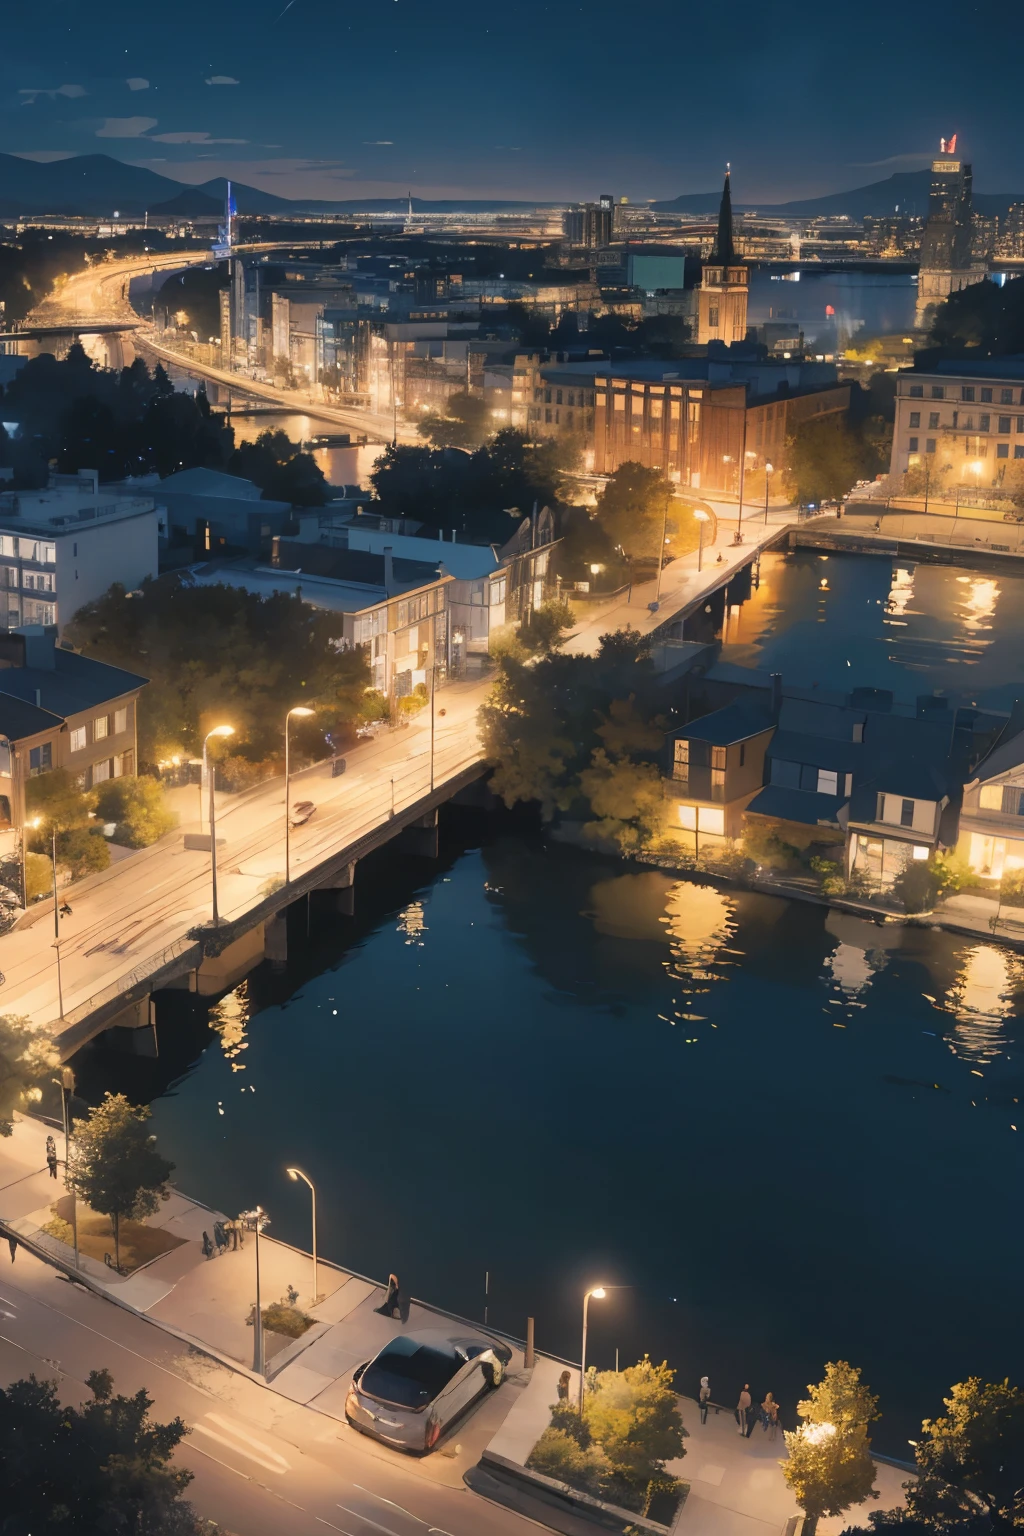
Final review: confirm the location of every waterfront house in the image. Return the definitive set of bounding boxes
[955,710,1024,883]
[664,700,775,852]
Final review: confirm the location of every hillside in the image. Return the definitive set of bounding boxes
[652,170,1022,221]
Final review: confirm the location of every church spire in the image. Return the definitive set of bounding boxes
[712,166,736,266]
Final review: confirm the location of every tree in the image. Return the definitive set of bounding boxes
[417,391,492,450]
[67,1093,174,1274]
[518,597,576,655]
[783,1363,880,1534]
[93,775,176,848]
[578,696,667,852]
[596,463,675,560]
[24,770,110,881]
[902,1379,1024,1533]
[585,1356,686,1491]
[784,415,882,505]
[227,429,328,506]
[929,279,1024,356]
[0,1015,58,1137]
[0,1370,213,1534]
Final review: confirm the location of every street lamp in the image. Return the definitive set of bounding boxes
[286,1166,320,1304]
[284,707,314,885]
[764,461,774,524]
[580,1285,607,1412]
[241,1205,271,1375]
[203,725,234,925]
[693,509,710,572]
[52,1064,78,1268]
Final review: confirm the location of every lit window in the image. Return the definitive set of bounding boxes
[678,804,697,829]
[912,845,929,860]
[114,707,127,735]
[979,783,1002,810]
[93,715,109,740]
[698,806,725,836]
[817,768,838,795]
[92,759,111,784]
[70,726,86,753]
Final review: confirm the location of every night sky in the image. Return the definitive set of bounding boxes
[2,0,1020,203]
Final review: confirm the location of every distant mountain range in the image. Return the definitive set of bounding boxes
[2,154,1022,224]
[652,170,1022,221]
[0,154,557,218]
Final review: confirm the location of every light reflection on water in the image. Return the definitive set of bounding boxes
[662,882,737,1036]
[941,944,1022,1065]
[210,983,250,1072]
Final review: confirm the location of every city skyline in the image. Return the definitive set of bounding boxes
[3,0,1024,203]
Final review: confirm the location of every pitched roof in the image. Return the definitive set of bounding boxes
[158,468,263,501]
[673,701,774,746]
[745,784,846,826]
[0,692,64,742]
[0,651,147,717]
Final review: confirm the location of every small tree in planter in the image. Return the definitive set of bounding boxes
[586,1356,687,1503]
[67,1093,174,1273]
[783,1362,879,1535]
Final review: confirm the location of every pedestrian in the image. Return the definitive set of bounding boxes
[235,1215,246,1248]
[699,1376,711,1425]
[760,1391,777,1433]
[768,1396,781,1441]
[557,1369,572,1403]
[46,1149,58,1180]
[225,1218,238,1251]
[213,1221,226,1256]
[736,1383,751,1436]
[201,1230,213,1260]
[7,1234,16,1264]
[375,1272,401,1319]
[45,1134,56,1159]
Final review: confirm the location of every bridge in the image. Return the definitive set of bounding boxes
[0,680,489,1057]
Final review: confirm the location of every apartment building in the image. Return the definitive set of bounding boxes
[0,625,147,829]
[0,471,160,632]
[890,357,1024,482]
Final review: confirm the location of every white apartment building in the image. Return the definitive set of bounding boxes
[890,358,1024,482]
[0,471,161,631]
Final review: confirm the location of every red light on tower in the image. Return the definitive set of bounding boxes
[825,305,835,316]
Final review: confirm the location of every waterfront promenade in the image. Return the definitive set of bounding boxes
[0,1111,912,1536]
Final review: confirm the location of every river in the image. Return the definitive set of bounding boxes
[75,549,1024,1456]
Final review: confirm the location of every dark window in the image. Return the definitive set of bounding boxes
[929,412,940,429]
[556,389,563,405]
[799,763,819,791]
[770,758,800,789]
[900,798,914,827]
[1016,446,1024,459]
[28,743,52,776]
[998,443,1010,458]
[908,437,919,452]
[999,416,1012,433]
[909,411,921,428]
[1001,388,1014,405]
[926,439,936,454]
[980,414,991,432]
[930,385,944,399]
[962,386,975,401]
[908,385,924,398]
[981,387,993,403]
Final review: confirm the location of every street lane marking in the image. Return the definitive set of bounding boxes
[196,1413,291,1473]
[317,1521,356,1535]
[337,1505,404,1536]
[353,1487,428,1526]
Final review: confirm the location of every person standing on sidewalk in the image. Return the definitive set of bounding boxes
[736,1383,751,1436]
[46,1148,58,1180]
[699,1377,711,1424]
[201,1231,213,1260]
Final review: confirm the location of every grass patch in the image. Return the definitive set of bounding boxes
[41,1201,185,1274]
[261,1302,315,1338]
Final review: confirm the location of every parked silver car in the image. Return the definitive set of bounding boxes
[345,1328,512,1452]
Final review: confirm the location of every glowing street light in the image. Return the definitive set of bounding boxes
[203,725,234,925]
[693,509,711,572]
[285,706,315,884]
[286,1165,320,1304]
[580,1285,607,1412]
[764,461,774,524]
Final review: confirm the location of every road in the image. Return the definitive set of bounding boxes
[0,680,489,1037]
[0,1240,535,1536]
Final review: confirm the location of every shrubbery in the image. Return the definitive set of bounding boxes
[94,775,176,847]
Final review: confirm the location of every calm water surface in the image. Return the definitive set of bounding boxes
[82,549,1024,1453]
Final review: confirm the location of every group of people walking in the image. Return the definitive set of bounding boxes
[201,1218,246,1259]
[698,1377,782,1440]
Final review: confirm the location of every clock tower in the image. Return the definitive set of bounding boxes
[697,170,748,346]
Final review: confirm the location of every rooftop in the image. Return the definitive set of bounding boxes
[0,629,147,719]
[671,700,774,746]
[920,355,1024,380]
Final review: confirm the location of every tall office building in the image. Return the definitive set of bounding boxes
[696,171,749,346]
[916,140,986,320]
[562,197,615,250]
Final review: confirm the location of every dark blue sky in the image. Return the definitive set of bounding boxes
[2,0,1020,203]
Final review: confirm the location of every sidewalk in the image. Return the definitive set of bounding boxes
[484,1362,908,1536]
[0,1113,525,1487]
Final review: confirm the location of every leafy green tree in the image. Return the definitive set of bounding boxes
[0,1015,58,1137]
[785,415,883,505]
[24,770,110,880]
[929,278,1024,355]
[227,428,328,506]
[783,1363,880,1535]
[596,463,675,560]
[0,1370,213,1534]
[93,775,176,848]
[585,1357,686,1490]
[903,1379,1024,1533]
[417,391,492,450]
[67,1093,174,1274]
[518,597,576,655]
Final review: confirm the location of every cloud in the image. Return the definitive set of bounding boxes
[19,83,87,103]
[849,151,933,170]
[363,140,393,146]
[126,77,150,91]
[149,130,248,144]
[95,116,158,138]
[205,75,240,85]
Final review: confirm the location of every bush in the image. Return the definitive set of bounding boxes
[217,754,280,793]
[260,1301,314,1338]
[360,690,390,723]
[892,859,942,913]
[24,851,53,903]
[56,826,110,880]
[518,598,576,655]
[999,867,1024,907]
[933,851,981,895]
[527,1427,610,1496]
[398,682,429,717]
[742,823,803,871]
[93,775,176,848]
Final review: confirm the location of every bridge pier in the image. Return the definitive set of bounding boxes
[99,997,158,1057]
[264,911,288,971]
[192,924,266,994]
[402,809,439,859]
[317,861,356,916]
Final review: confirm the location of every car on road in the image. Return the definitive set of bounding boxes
[290,800,316,826]
[345,1329,512,1452]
